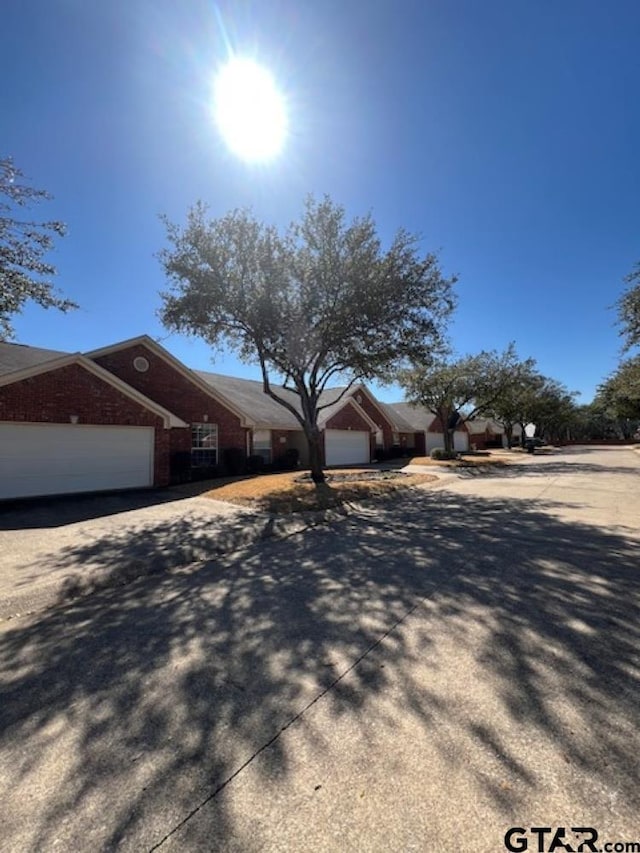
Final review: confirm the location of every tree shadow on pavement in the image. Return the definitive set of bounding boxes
[458,458,640,478]
[0,490,638,851]
[0,481,224,530]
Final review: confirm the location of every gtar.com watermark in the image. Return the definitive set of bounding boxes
[504,826,640,853]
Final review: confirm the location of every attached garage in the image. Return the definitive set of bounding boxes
[425,431,445,453]
[325,429,370,466]
[0,351,187,500]
[425,429,468,453]
[0,423,155,500]
[453,430,469,452]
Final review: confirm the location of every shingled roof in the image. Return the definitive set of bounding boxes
[0,342,71,377]
[386,402,436,431]
[196,372,373,429]
[197,371,304,429]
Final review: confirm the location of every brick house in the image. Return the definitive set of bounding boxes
[387,402,471,453]
[1,334,464,500]
[466,418,523,449]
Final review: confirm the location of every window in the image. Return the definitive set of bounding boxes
[392,432,400,445]
[375,429,384,448]
[191,423,218,467]
[253,429,272,464]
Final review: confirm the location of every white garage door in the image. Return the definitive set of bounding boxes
[425,432,445,453]
[325,430,370,466]
[453,430,469,452]
[0,423,154,500]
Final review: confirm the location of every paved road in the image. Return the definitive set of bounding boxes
[0,447,638,852]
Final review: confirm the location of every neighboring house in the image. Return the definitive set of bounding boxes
[0,341,186,500]
[0,335,425,501]
[194,375,405,467]
[387,402,471,453]
[466,418,523,449]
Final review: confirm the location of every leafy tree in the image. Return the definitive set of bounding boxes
[398,345,525,453]
[485,354,539,447]
[528,377,579,443]
[0,156,76,339]
[570,402,638,442]
[159,196,456,483]
[617,261,640,352]
[596,356,640,428]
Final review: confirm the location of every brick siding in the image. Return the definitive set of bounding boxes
[353,390,394,449]
[325,404,372,432]
[92,344,248,456]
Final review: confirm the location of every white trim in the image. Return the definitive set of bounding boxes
[85,335,253,427]
[0,354,187,428]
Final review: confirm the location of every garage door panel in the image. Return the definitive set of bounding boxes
[325,429,370,466]
[426,433,445,453]
[0,423,154,499]
[453,431,469,452]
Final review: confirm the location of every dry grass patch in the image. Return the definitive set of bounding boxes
[203,469,438,514]
[408,454,509,469]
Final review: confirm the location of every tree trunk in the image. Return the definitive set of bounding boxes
[505,423,513,448]
[444,428,455,454]
[306,427,326,484]
[518,421,527,447]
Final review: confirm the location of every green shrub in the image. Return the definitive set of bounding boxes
[430,448,457,461]
[222,446,245,475]
[247,454,265,474]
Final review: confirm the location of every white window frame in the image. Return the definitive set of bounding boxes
[253,429,272,464]
[191,423,218,467]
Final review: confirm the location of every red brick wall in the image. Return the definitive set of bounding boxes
[0,363,170,485]
[93,344,248,452]
[325,404,373,432]
[353,390,394,448]
[270,429,290,459]
[398,432,413,448]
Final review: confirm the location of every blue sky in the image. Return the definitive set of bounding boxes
[2,0,639,403]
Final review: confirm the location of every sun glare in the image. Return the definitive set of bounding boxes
[213,57,287,162]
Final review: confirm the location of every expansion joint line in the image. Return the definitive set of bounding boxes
[148,593,430,850]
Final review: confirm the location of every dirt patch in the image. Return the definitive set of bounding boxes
[203,469,439,514]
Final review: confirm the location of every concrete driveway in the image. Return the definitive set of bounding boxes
[0,447,638,852]
[0,485,265,619]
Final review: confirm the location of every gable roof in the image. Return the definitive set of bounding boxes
[0,347,187,428]
[386,402,437,431]
[197,370,303,429]
[317,395,378,430]
[85,335,252,426]
[376,400,417,433]
[466,417,505,435]
[0,341,70,377]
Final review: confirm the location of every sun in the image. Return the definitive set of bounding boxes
[213,58,287,162]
